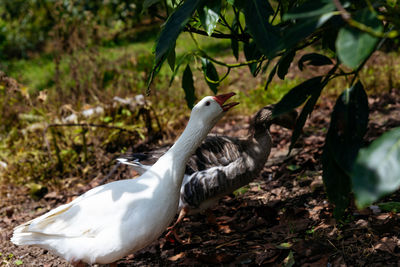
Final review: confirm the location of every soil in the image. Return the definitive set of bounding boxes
[1,90,400,267]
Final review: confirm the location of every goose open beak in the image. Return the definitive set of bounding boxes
[213,92,239,112]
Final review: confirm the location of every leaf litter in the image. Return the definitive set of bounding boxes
[1,91,400,266]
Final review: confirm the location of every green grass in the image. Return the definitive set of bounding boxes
[4,28,232,95]
[237,78,302,114]
[6,55,55,92]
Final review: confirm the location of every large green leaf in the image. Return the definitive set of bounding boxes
[277,50,296,80]
[336,8,383,69]
[149,0,203,90]
[322,149,351,219]
[352,127,400,209]
[182,64,197,109]
[154,0,203,65]
[288,87,322,153]
[198,0,221,36]
[322,82,369,218]
[201,58,219,94]
[167,44,176,71]
[272,76,323,118]
[242,0,280,59]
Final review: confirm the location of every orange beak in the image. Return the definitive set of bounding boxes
[213,92,239,112]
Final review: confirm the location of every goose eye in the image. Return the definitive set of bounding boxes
[205,101,210,106]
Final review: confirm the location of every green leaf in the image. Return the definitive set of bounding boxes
[277,50,296,80]
[286,164,300,171]
[283,0,336,20]
[281,0,337,51]
[231,16,240,60]
[169,53,190,86]
[277,242,293,249]
[336,8,383,69]
[243,41,262,76]
[272,76,323,118]
[288,87,322,153]
[198,0,221,36]
[150,0,202,90]
[231,37,239,60]
[14,260,23,266]
[242,0,280,59]
[264,63,277,90]
[281,14,333,51]
[182,64,197,109]
[352,127,400,209]
[201,58,219,94]
[298,53,333,71]
[167,44,176,71]
[283,251,295,267]
[233,185,250,196]
[322,148,350,219]
[154,0,202,65]
[322,82,369,218]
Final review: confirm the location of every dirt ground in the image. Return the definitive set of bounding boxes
[1,90,400,266]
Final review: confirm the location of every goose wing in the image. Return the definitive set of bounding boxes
[186,135,243,173]
[12,180,143,240]
[180,156,251,210]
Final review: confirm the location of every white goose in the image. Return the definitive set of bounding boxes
[11,93,238,265]
[119,106,297,239]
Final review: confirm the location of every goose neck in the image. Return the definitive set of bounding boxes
[166,119,215,185]
[251,125,272,145]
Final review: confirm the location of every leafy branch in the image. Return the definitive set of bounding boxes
[148,0,400,219]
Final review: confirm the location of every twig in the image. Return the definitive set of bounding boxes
[46,123,139,135]
[215,238,244,249]
[197,50,266,68]
[219,13,234,33]
[184,25,250,42]
[332,0,351,21]
[203,67,231,84]
[350,26,389,85]
[333,0,397,38]
[327,238,339,251]
[270,1,281,25]
[233,6,244,34]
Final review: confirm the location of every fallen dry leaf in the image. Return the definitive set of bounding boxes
[374,236,398,254]
[168,252,185,261]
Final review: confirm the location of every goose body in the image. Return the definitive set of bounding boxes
[11,93,238,264]
[120,106,297,215]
